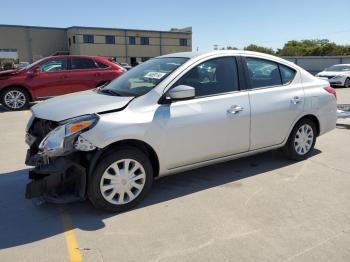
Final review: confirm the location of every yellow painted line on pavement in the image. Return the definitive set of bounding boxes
[59,207,83,262]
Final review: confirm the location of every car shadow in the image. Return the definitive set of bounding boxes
[336,123,350,130]
[0,103,35,113]
[0,149,321,249]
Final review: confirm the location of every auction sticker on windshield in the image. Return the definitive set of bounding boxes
[144,72,167,79]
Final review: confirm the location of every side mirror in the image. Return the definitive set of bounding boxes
[167,85,195,101]
[28,67,40,76]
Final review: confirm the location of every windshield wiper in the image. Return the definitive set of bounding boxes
[99,89,122,96]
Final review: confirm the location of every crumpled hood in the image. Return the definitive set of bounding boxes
[31,90,133,122]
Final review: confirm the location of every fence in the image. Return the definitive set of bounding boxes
[282,56,350,75]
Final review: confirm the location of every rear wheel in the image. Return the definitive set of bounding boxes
[344,78,350,88]
[283,118,317,161]
[1,87,29,111]
[88,147,153,212]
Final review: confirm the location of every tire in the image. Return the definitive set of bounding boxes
[1,87,29,111]
[283,118,317,161]
[344,78,350,88]
[88,147,154,212]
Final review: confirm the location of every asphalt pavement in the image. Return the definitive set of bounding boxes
[0,88,349,262]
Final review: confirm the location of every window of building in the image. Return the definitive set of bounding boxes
[71,57,97,70]
[140,37,149,45]
[73,36,76,44]
[40,58,68,72]
[83,34,94,44]
[129,36,136,45]
[105,35,115,44]
[179,38,187,46]
[245,57,282,88]
[279,64,296,84]
[68,38,71,47]
[175,57,239,97]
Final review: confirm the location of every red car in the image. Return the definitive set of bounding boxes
[0,55,126,111]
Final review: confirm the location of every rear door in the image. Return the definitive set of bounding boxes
[67,57,101,92]
[243,56,304,150]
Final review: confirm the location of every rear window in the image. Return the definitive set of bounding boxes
[71,57,97,70]
[95,60,110,69]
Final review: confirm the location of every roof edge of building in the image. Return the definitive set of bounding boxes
[0,24,192,34]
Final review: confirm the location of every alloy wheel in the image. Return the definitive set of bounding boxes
[99,159,146,205]
[4,90,26,109]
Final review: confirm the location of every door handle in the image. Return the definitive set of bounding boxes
[227,105,244,114]
[291,96,302,104]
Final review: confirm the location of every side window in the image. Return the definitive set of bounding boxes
[245,57,282,88]
[95,60,110,68]
[71,57,97,70]
[176,57,239,97]
[40,59,67,72]
[279,64,296,84]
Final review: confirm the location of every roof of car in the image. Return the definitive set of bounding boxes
[159,50,278,59]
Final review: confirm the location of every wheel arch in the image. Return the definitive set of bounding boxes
[287,114,320,141]
[88,139,160,178]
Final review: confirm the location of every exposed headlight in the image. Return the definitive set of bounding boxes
[39,114,98,157]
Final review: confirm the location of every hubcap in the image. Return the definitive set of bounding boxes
[4,90,26,109]
[294,124,314,155]
[100,159,146,205]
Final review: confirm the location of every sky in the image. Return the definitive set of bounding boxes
[1,0,350,51]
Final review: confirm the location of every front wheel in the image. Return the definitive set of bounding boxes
[88,147,153,212]
[1,87,29,111]
[344,78,350,88]
[283,119,317,161]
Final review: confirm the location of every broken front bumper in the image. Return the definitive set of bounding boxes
[25,152,87,202]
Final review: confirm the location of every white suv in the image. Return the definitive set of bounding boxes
[25,51,337,212]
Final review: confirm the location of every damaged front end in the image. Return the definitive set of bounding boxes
[25,114,99,203]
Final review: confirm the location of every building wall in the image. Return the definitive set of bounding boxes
[0,24,192,64]
[67,27,192,64]
[0,25,67,62]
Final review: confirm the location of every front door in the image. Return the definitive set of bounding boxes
[161,56,251,169]
[30,57,70,98]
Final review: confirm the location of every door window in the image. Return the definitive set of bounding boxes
[40,58,67,72]
[279,64,296,84]
[71,57,97,70]
[175,57,239,97]
[245,58,282,88]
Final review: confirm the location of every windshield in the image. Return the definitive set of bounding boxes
[325,65,350,72]
[19,58,47,71]
[100,57,188,97]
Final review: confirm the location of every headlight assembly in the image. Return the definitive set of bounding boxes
[39,114,99,157]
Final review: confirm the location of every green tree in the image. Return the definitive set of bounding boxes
[220,46,238,50]
[244,44,275,55]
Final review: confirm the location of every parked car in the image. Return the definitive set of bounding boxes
[119,62,132,70]
[0,55,125,111]
[15,62,30,70]
[25,51,337,212]
[316,64,350,88]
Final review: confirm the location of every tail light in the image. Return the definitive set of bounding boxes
[324,86,337,99]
